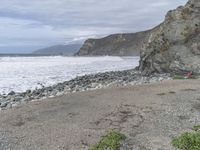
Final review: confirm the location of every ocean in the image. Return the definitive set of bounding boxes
[0,56,139,94]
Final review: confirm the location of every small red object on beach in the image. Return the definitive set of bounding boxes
[186,71,193,78]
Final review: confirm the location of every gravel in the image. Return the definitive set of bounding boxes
[0,69,171,109]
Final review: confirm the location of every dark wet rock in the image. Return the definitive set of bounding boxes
[0,101,8,108]
[8,91,15,96]
[14,97,23,102]
[26,90,31,94]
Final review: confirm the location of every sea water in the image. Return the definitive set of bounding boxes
[0,56,139,94]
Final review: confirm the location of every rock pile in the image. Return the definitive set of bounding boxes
[0,70,171,109]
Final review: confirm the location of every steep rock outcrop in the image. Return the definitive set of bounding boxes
[139,0,200,74]
[76,31,151,56]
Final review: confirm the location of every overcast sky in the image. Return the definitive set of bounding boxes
[0,0,187,53]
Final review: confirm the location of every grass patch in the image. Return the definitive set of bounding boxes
[173,75,185,80]
[169,91,176,94]
[173,75,198,80]
[89,131,126,150]
[188,75,198,79]
[157,93,166,96]
[172,124,200,150]
[182,88,197,91]
[193,125,200,132]
[172,131,200,150]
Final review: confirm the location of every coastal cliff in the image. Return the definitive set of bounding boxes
[33,44,82,56]
[76,31,151,56]
[139,0,200,74]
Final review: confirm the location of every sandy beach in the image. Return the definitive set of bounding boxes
[0,0,199,150]
[0,79,200,150]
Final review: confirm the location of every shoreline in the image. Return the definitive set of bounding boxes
[1,79,200,149]
[0,69,171,109]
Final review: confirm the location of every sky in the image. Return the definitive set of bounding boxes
[0,0,188,53]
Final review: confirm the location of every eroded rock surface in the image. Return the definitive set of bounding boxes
[76,31,151,56]
[139,0,200,74]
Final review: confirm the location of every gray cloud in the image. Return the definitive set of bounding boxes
[0,0,188,53]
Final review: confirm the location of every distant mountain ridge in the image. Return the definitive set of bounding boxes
[75,30,152,56]
[33,44,82,56]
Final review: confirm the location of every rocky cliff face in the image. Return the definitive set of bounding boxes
[139,0,200,74]
[76,31,151,56]
[33,44,82,56]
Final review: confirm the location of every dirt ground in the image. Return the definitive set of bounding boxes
[0,79,200,150]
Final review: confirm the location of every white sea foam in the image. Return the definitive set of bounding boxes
[0,56,139,94]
